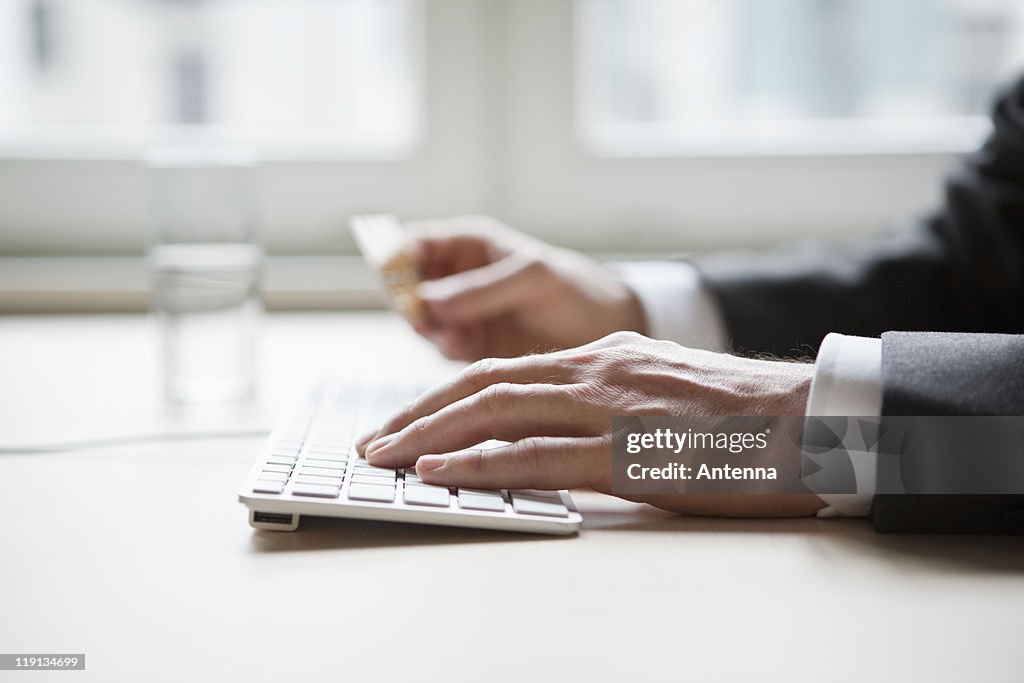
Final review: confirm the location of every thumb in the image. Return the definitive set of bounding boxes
[415,437,604,491]
[418,255,545,323]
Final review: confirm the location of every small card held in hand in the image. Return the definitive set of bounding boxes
[350,214,424,324]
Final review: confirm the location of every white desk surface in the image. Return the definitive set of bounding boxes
[1,313,1023,683]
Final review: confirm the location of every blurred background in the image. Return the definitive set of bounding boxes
[1,0,1023,312]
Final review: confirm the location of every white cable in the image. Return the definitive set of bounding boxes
[0,429,270,455]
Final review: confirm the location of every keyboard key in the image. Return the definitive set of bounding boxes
[304,454,348,464]
[298,467,344,477]
[258,471,290,482]
[298,472,344,484]
[305,445,350,455]
[352,473,394,486]
[312,429,350,438]
[458,491,506,512]
[306,459,346,468]
[266,456,298,466]
[510,491,568,518]
[404,484,450,508]
[253,480,285,494]
[354,458,393,471]
[292,483,341,498]
[460,487,503,496]
[352,467,395,480]
[355,475,396,485]
[300,461,346,470]
[262,464,293,474]
[348,483,396,503]
[300,464,345,476]
[352,461,395,472]
[295,475,343,488]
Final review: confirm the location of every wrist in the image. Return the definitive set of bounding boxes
[786,364,814,415]
[766,360,814,417]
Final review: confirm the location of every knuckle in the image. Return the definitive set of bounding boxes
[564,349,602,371]
[607,344,650,368]
[522,254,551,277]
[576,347,647,388]
[570,378,625,415]
[479,381,517,411]
[609,330,645,344]
[565,381,601,405]
[451,448,487,475]
[464,357,500,388]
[511,437,546,471]
[403,415,432,440]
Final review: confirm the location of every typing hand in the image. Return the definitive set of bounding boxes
[357,332,824,518]
[403,215,646,361]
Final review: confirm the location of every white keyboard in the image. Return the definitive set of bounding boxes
[238,382,582,535]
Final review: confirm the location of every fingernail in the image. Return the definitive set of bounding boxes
[365,433,398,457]
[416,455,447,472]
[355,430,378,452]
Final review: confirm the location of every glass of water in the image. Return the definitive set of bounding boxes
[146,149,263,403]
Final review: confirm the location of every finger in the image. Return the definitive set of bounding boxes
[406,231,489,282]
[407,308,437,337]
[404,217,523,281]
[436,321,521,362]
[355,428,385,455]
[415,435,609,491]
[402,313,478,361]
[403,310,478,361]
[355,355,578,454]
[426,326,473,360]
[438,325,489,361]
[417,254,547,324]
[366,383,604,468]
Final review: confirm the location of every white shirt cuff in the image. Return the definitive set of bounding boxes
[806,333,883,518]
[612,261,728,352]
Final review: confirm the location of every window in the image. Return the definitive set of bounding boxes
[577,0,1024,155]
[0,0,421,158]
[1,1,1016,260]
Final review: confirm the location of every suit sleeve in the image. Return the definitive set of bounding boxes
[869,331,1024,534]
[697,76,1024,357]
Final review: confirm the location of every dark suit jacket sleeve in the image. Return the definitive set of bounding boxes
[869,332,1024,533]
[696,75,1024,358]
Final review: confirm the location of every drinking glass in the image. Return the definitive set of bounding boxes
[146,149,263,403]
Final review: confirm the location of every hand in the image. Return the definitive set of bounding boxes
[403,215,646,360]
[357,332,825,518]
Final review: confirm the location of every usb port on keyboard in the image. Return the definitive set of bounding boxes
[252,511,295,525]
